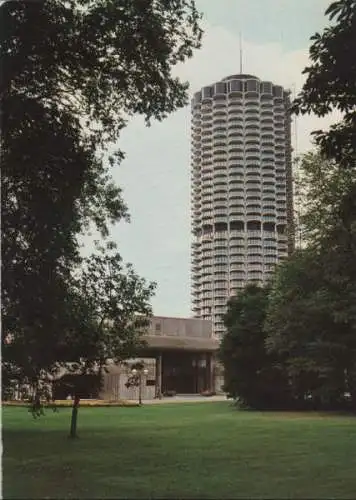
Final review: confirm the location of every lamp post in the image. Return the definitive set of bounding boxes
[131,367,149,405]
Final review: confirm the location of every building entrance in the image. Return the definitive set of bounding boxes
[161,352,207,394]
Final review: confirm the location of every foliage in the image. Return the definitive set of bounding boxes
[162,390,177,397]
[265,249,347,409]
[215,1,356,413]
[2,0,203,147]
[219,285,290,410]
[73,243,156,369]
[1,0,202,400]
[200,390,216,397]
[3,399,138,407]
[125,361,145,389]
[294,151,356,246]
[265,0,356,411]
[292,0,356,168]
[265,205,356,410]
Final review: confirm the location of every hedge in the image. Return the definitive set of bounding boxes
[2,399,139,408]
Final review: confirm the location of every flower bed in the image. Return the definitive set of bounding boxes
[2,399,139,408]
[200,390,217,397]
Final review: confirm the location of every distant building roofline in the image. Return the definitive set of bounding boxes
[223,74,259,81]
[152,315,211,323]
[142,335,219,352]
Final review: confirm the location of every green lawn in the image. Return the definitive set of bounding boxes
[3,402,356,499]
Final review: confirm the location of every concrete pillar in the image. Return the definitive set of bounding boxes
[206,352,215,391]
[198,353,206,393]
[155,353,162,398]
[208,353,215,392]
[194,354,199,393]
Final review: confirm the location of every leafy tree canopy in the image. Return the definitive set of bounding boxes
[292,0,356,168]
[2,0,202,147]
[267,149,356,409]
[219,285,290,410]
[1,0,202,397]
[265,246,356,409]
[294,150,356,247]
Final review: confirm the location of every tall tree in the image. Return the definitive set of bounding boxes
[290,0,356,408]
[1,0,202,394]
[266,151,356,410]
[294,151,356,246]
[2,0,202,148]
[68,241,156,437]
[264,249,347,409]
[292,0,356,168]
[219,285,290,410]
[3,240,156,435]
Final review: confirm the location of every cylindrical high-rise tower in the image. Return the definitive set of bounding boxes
[191,74,294,337]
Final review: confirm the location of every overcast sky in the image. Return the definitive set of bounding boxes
[82,0,341,318]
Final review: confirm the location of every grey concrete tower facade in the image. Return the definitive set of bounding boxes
[190,74,294,337]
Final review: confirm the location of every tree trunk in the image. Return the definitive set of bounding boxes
[69,394,80,439]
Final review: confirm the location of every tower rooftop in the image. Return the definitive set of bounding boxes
[223,74,259,81]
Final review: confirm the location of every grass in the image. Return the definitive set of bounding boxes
[3,402,356,499]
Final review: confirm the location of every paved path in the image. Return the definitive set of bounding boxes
[142,395,228,405]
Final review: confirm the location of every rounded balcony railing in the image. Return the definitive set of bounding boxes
[227,124,243,132]
[215,214,228,223]
[228,146,244,154]
[213,100,227,109]
[230,261,246,272]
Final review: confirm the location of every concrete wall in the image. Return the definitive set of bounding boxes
[214,361,225,394]
[148,316,212,339]
[101,355,224,400]
[51,316,219,401]
[102,317,217,400]
[100,358,156,401]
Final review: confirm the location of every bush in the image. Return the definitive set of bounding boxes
[2,399,139,408]
[200,390,216,397]
[163,390,176,397]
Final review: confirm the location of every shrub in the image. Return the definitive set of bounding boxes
[163,390,176,397]
[200,390,216,397]
[2,399,139,408]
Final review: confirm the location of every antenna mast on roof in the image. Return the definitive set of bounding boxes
[239,32,243,73]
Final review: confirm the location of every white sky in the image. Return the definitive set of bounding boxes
[81,0,341,317]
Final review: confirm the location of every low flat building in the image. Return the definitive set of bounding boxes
[101,316,223,400]
[7,317,223,402]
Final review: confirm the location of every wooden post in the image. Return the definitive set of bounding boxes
[155,354,162,399]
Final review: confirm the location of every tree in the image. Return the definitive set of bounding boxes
[5,241,156,436]
[219,285,290,410]
[76,242,156,368]
[265,160,356,411]
[2,0,203,147]
[294,151,356,246]
[1,100,124,394]
[64,242,156,437]
[1,0,202,397]
[266,0,356,411]
[264,249,348,409]
[292,0,356,169]
[291,0,356,404]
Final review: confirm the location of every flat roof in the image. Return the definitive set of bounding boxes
[142,335,219,352]
[152,315,211,323]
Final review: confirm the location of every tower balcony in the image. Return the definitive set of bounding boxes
[245,174,261,182]
[230,262,246,272]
